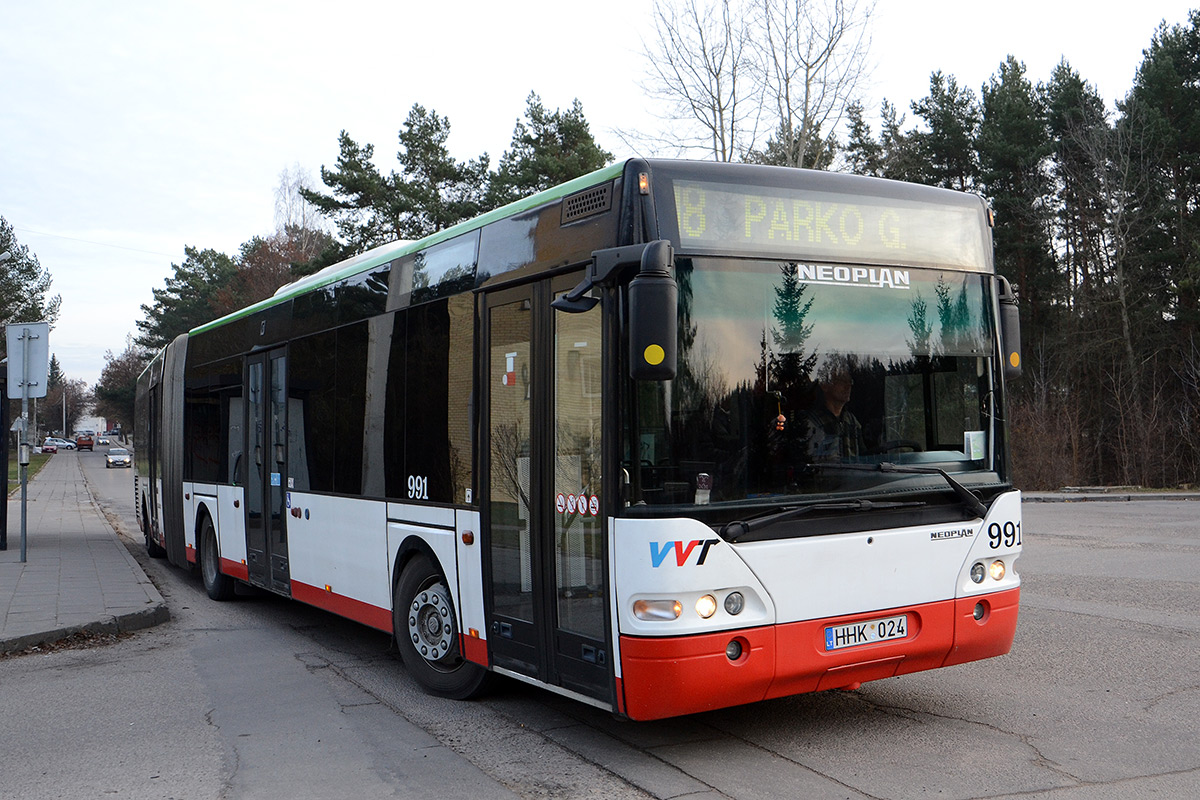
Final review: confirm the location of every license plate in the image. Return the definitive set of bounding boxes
[824,614,908,651]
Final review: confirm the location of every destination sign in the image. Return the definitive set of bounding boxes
[671,180,988,269]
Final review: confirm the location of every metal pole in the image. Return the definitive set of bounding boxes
[19,326,30,563]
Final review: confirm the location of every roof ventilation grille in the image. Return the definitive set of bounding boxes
[561,183,613,224]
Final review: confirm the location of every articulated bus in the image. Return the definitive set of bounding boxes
[136,158,1023,720]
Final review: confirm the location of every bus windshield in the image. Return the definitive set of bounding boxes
[627,258,1004,512]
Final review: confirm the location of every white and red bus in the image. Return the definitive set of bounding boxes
[136,159,1023,720]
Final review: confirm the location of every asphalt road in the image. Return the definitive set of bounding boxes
[3,454,1198,799]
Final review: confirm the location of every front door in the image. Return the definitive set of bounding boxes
[483,274,610,701]
[245,348,290,594]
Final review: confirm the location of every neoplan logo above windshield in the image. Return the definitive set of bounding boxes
[650,539,720,568]
[794,262,910,290]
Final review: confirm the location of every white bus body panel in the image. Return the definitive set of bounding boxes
[291,494,390,611]
[613,490,1022,637]
[454,509,486,642]
[185,481,219,559]
[215,485,247,567]
[386,503,457,594]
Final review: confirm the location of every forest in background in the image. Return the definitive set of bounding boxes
[71,4,1200,489]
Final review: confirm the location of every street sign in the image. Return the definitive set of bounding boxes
[5,321,48,563]
[6,322,49,399]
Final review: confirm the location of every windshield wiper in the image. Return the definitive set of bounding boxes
[814,462,989,519]
[719,498,927,542]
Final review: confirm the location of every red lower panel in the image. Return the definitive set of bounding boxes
[291,581,393,633]
[942,587,1020,667]
[219,558,249,582]
[461,633,489,667]
[185,544,197,565]
[620,588,1021,721]
[620,628,777,720]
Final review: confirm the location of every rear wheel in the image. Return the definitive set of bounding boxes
[200,517,236,601]
[393,553,490,699]
[143,501,167,559]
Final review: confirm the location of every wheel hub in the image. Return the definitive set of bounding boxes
[408,582,455,663]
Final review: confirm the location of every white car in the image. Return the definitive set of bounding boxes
[105,448,132,468]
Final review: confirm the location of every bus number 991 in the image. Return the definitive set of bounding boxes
[988,521,1021,549]
[408,475,429,501]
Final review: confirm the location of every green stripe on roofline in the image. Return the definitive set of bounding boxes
[190,160,629,336]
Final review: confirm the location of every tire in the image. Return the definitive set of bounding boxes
[393,553,490,699]
[200,517,236,601]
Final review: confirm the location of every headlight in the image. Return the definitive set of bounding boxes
[695,594,718,619]
[989,560,1006,581]
[633,599,681,620]
[970,562,986,583]
[724,591,745,615]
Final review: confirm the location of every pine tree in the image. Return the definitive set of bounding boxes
[911,72,981,191]
[488,94,613,208]
[977,56,1058,345]
[136,246,237,351]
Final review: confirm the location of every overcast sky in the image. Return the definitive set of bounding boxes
[1,0,1193,390]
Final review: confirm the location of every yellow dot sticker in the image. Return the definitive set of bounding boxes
[1009,352,1020,369]
[644,344,665,366]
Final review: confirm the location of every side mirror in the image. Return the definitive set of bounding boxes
[998,276,1022,380]
[628,240,677,381]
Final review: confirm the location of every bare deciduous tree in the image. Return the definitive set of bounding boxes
[756,0,874,168]
[274,163,331,256]
[635,0,874,165]
[636,0,761,161]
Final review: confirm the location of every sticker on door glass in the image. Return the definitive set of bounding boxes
[502,352,517,386]
[270,472,281,487]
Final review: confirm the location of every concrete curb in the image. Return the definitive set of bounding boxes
[1024,492,1200,503]
[0,603,171,655]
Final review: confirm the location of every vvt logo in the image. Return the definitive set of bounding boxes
[649,539,720,568]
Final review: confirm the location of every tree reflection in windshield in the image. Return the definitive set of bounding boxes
[629,259,1000,508]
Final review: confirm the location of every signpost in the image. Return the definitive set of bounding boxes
[6,321,49,562]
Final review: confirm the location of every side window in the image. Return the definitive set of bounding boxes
[392,233,479,308]
[184,356,242,484]
[404,302,453,502]
[289,331,337,492]
[333,322,369,495]
[384,310,408,500]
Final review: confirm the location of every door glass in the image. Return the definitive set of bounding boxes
[489,300,533,622]
[247,360,264,532]
[553,300,604,639]
[269,354,289,589]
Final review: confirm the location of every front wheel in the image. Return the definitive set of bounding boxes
[393,553,490,699]
[200,517,236,601]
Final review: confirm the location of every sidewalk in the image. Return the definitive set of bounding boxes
[0,452,168,654]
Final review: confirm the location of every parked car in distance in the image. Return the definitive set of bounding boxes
[75,433,94,451]
[105,448,132,468]
[40,438,58,454]
[48,437,75,450]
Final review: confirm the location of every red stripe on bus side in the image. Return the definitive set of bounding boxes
[460,633,489,667]
[291,581,394,633]
[219,558,249,581]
